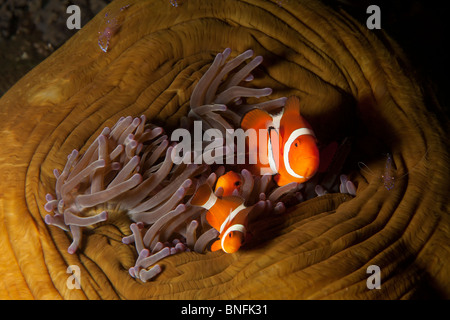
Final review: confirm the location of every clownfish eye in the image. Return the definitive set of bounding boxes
[228,232,232,238]
[234,181,241,186]
[294,142,298,147]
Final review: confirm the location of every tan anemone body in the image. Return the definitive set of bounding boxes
[0,0,449,299]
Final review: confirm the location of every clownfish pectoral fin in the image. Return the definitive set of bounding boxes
[242,231,252,246]
[240,109,272,131]
[273,173,281,184]
[211,239,222,252]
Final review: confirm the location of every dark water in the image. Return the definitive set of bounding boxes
[325,0,449,118]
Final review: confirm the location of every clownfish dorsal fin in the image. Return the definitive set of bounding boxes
[284,96,301,114]
[240,108,272,131]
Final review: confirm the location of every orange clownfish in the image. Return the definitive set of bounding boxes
[215,171,243,196]
[240,96,320,186]
[190,184,250,253]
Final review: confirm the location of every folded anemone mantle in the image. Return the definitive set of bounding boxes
[0,0,448,299]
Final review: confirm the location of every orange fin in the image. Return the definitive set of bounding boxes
[190,184,212,206]
[273,173,280,184]
[283,96,301,114]
[211,239,222,252]
[240,109,272,131]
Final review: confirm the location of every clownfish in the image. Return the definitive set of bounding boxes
[215,171,243,196]
[240,96,320,186]
[190,183,250,253]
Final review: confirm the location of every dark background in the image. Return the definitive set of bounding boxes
[326,0,448,117]
[0,0,448,116]
[0,0,113,95]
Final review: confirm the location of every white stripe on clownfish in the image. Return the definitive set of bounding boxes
[283,128,316,179]
[212,201,247,254]
[202,189,218,210]
[190,183,249,253]
[267,127,279,174]
[219,203,246,234]
[240,95,320,186]
[221,224,246,253]
[266,109,283,174]
[271,109,284,130]
[266,126,316,179]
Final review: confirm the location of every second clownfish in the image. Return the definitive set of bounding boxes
[190,183,250,253]
[240,96,320,186]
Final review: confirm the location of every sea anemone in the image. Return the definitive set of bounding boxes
[43,113,220,281]
[43,48,305,282]
[44,115,165,252]
[187,47,287,134]
[43,115,301,282]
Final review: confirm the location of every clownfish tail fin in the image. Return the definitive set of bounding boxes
[190,184,214,207]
